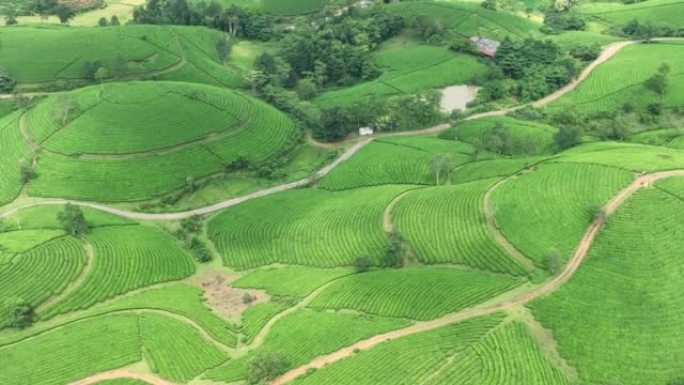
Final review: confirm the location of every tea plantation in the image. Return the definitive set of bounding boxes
[1,0,683,384]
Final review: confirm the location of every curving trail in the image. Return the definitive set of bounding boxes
[0,39,656,222]
[270,170,684,384]
[69,370,175,385]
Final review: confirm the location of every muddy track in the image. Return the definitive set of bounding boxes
[270,170,684,384]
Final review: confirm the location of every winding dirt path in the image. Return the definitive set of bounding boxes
[69,369,175,385]
[0,38,659,222]
[270,170,684,384]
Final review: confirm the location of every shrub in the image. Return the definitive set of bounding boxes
[353,255,372,273]
[4,297,34,329]
[0,72,16,93]
[247,352,290,384]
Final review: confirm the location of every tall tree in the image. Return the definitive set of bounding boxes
[57,204,89,237]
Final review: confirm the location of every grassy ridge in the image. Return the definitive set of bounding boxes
[492,162,632,266]
[0,314,142,385]
[394,179,528,274]
[233,265,353,297]
[309,267,525,320]
[208,185,412,269]
[547,42,684,114]
[319,137,478,190]
[530,188,684,385]
[0,112,30,206]
[41,226,195,318]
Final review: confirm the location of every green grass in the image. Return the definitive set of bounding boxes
[449,116,558,155]
[547,41,684,114]
[451,157,546,184]
[0,99,15,118]
[140,312,228,382]
[492,162,632,266]
[1,204,135,231]
[27,81,299,202]
[0,25,245,89]
[310,267,525,320]
[30,82,243,155]
[0,229,64,254]
[0,236,86,328]
[393,179,528,274]
[315,38,488,109]
[0,314,141,385]
[629,127,684,148]
[208,185,412,269]
[94,284,238,347]
[0,112,30,206]
[93,380,149,385]
[556,141,684,171]
[261,0,330,15]
[319,136,479,190]
[581,0,684,29]
[233,266,353,297]
[206,308,411,383]
[240,301,288,344]
[41,225,195,318]
[386,1,541,40]
[292,314,569,385]
[530,187,684,385]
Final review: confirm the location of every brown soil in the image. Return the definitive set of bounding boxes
[190,271,268,323]
[69,369,175,385]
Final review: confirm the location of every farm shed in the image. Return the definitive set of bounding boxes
[469,36,500,57]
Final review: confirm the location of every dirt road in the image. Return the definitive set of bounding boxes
[270,170,684,384]
[0,39,650,221]
[69,369,175,385]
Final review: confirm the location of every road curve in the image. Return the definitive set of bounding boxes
[0,39,660,221]
[69,369,175,385]
[270,170,684,385]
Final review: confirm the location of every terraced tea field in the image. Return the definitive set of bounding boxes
[548,41,684,114]
[24,81,299,201]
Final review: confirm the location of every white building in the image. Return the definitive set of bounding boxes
[359,126,374,136]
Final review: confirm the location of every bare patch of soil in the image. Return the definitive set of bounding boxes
[190,270,268,323]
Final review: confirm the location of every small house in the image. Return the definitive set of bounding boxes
[359,126,374,136]
[469,36,500,57]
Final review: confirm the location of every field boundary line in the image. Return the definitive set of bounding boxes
[268,169,684,385]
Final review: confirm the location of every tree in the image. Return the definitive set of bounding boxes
[546,248,562,275]
[110,15,120,25]
[58,204,89,237]
[481,0,497,10]
[113,56,128,79]
[553,125,582,151]
[216,37,231,63]
[4,297,34,329]
[646,62,670,95]
[386,231,408,267]
[98,16,108,26]
[4,8,18,25]
[82,60,103,80]
[0,72,16,93]
[430,154,452,185]
[247,352,289,384]
[20,162,34,184]
[94,67,109,83]
[353,255,371,273]
[296,78,318,100]
[55,4,74,24]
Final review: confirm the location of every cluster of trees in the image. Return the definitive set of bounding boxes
[133,0,275,40]
[58,204,89,237]
[471,123,546,156]
[97,15,120,26]
[314,91,442,141]
[82,58,128,82]
[0,72,16,93]
[622,19,684,40]
[248,352,290,384]
[3,297,34,329]
[478,37,577,102]
[174,216,212,263]
[646,63,671,95]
